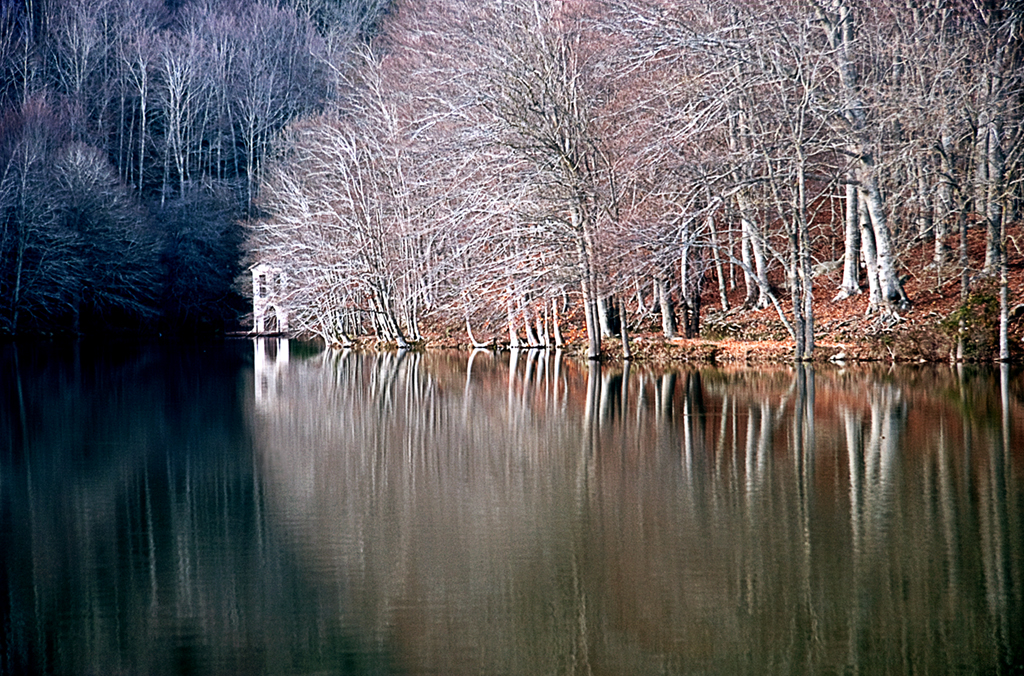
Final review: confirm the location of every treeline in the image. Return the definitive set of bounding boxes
[0,0,388,335]
[248,0,1023,359]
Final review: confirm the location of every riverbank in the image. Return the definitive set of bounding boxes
[251,223,1022,365]
[345,282,1020,366]
[417,226,1023,364]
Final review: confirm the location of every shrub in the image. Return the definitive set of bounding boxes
[941,282,1000,361]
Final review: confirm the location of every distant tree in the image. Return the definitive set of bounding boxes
[47,0,109,141]
[223,3,328,213]
[50,141,161,330]
[158,180,245,333]
[286,0,392,38]
[1,99,161,334]
[111,13,161,193]
[0,95,69,333]
[0,0,388,336]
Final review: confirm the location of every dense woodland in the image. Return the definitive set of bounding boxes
[2,0,1022,359]
[0,0,388,334]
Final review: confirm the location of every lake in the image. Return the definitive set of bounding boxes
[1,339,1022,675]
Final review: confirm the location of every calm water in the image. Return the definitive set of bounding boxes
[1,340,1022,675]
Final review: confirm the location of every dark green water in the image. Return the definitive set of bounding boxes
[2,340,1022,675]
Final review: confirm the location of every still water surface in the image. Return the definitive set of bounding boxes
[1,339,1022,675]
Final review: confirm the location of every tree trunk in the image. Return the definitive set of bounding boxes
[860,169,908,310]
[538,303,549,347]
[738,191,770,309]
[708,208,729,312]
[573,202,601,359]
[859,190,882,312]
[466,316,487,348]
[597,294,618,338]
[741,222,756,308]
[1000,230,1009,361]
[507,298,521,348]
[915,160,934,242]
[382,291,410,349]
[522,302,540,346]
[976,107,997,272]
[813,0,907,313]
[957,196,969,362]
[835,176,862,300]
[934,132,955,269]
[680,245,704,339]
[791,229,804,360]
[634,277,651,317]
[656,274,676,339]
[581,279,601,359]
[799,166,814,359]
[985,113,1004,274]
[10,233,26,333]
[619,297,633,360]
[551,297,564,348]
[729,95,769,311]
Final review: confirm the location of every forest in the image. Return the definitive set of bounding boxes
[2,0,1022,359]
[0,0,389,335]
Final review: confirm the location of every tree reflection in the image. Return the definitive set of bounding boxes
[2,344,1021,674]
[0,341,394,675]
[251,352,1023,674]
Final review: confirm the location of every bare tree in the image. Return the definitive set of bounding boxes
[47,0,109,141]
[1,97,161,334]
[50,141,161,328]
[463,0,619,359]
[228,3,326,214]
[156,29,206,205]
[807,0,909,314]
[0,96,68,332]
[249,42,439,349]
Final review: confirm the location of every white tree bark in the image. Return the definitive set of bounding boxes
[811,0,907,312]
[858,190,882,312]
[738,192,770,310]
[656,275,675,339]
[834,177,861,301]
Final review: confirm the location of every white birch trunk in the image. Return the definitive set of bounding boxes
[738,191,770,309]
[708,210,729,311]
[581,278,600,359]
[798,159,814,360]
[597,295,616,338]
[619,297,633,360]
[975,107,997,272]
[507,299,521,348]
[859,190,882,312]
[572,202,601,359]
[551,298,564,348]
[813,0,907,312]
[860,169,908,309]
[990,116,1008,360]
[985,115,1004,275]
[656,275,675,339]
[835,177,862,301]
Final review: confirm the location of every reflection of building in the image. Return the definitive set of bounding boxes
[254,338,289,408]
[252,263,288,334]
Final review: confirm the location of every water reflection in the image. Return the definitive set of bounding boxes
[251,347,1023,675]
[1,341,1022,675]
[0,341,392,675]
